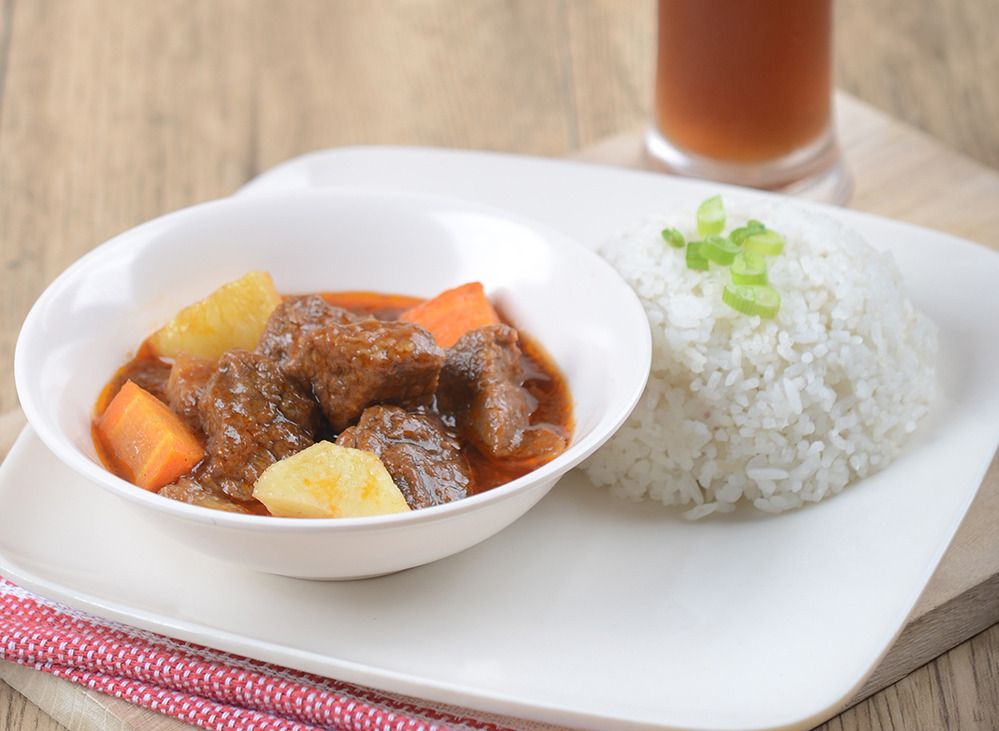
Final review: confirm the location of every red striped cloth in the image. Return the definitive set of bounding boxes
[0,577,520,731]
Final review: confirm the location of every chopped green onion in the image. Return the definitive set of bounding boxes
[661,227,686,249]
[700,235,741,266]
[680,196,783,317]
[730,220,767,246]
[696,195,725,237]
[722,284,781,318]
[731,251,768,285]
[743,230,785,256]
[685,241,709,271]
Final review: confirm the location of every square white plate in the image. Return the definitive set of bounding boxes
[2,147,999,731]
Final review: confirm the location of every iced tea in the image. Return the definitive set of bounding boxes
[653,0,832,165]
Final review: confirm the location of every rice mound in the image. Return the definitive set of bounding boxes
[582,200,938,518]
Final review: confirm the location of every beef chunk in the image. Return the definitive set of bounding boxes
[166,355,215,432]
[437,324,567,461]
[199,349,320,501]
[286,319,445,432]
[338,405,470,509]
[256,295,359,368]
[159,475,264,515]
[111,359,171,405]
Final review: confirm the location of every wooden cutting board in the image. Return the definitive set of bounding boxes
[1,91,997,731]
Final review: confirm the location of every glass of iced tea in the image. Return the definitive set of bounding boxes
[647,0,849,202]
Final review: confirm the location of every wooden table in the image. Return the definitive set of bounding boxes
[1,2,998,730]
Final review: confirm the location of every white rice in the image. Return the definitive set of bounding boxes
[582,200,938,518]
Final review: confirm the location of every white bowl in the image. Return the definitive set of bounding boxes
[15,189,651,579]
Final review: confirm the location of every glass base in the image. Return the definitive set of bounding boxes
[644,127,852,205]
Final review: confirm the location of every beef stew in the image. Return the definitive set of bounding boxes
[93,274,573,518]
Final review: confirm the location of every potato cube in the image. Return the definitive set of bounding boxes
[149,271,282,360]
[252,441,411,518]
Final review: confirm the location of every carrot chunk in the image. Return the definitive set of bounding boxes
[96,380,205,491]
[399,282,501,348]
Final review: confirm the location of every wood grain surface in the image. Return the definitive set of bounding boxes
[0,681,63,731]
[836,0,999,169]
[1,2,997,730]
